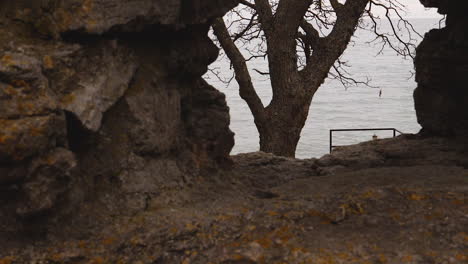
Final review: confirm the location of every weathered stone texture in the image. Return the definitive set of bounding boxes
[0,0,237,219]
[414,0,468,137]
[0,0,237,36]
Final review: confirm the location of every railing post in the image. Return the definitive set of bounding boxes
[393,129,396,138]
[329,130,332,153]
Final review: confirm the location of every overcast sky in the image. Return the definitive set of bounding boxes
[398,0,441,18]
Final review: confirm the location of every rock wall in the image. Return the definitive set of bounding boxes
[414,0,468,137]
[0,0,236,220]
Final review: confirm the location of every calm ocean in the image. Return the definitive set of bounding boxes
[205,18,442,158]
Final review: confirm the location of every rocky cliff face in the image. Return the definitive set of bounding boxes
[0,0,236,221]
[414,0,468,137]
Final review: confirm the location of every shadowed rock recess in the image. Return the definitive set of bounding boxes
[0,0,236,226]
[415,0,468,137]
[0,0,467,263]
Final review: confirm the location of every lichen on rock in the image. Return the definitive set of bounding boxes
[0,0,237,220]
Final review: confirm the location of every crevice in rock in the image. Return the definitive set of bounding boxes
[60,29,103,44]
[64,111,93,153]
[60,24,173,45]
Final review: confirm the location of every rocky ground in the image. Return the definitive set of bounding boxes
[0,135,467,263]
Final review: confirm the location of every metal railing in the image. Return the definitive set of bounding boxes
[329,128,404,153]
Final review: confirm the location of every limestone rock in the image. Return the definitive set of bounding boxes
[0,116,66,163]
[56,40,138,131]
[414,0,468,138]
[17,148,77,216]
[318,135,468,173]
[232,152,318,188]
[0,0,237,220]
[1,0,239,36]
[184,80,235,169]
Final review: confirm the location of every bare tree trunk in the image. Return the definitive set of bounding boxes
[259,126,299,157]
[256,83,314,157]
[257,115,305,157]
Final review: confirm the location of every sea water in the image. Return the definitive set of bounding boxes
[205,18,442,158]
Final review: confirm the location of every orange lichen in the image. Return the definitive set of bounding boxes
[378,254,388,263]
[82,0,94,12]
[341,202,365,215]
[101,237,116,245]
[401,255,413,262]
[86,19,98,30]
[452,199,464,206]
[88,257,105,264]
[0,257,14,264]
[231,254,246,260]
[274,226,292,243]
[424,211,443,220]
[185,223,197,231]
[50,253,63,262]
[409,194,426,201]
[362,190,377,199]
[0,135,11,144]
[267,210,280,217]
[1,55,14,66]
[5,86,19,97]
[455,253,467,261]
[390,212,401,221]
[335,252,351,261]
[255,237,273,248]
[308,209,323,217]
[11,80,29,88]
[60,93,76,105]
[43,55,54,69]
[55,8,73,31]
[78,240,88,249]
[247,225,256,231]
[215,214,234,221]
[29,125,44,137]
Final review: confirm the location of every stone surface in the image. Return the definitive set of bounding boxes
[0,0,239,36]
[0,136,466,263]
[0,0,237,219]
[414,0,468,138]
[17,148,77,216]
[55,40,138,132]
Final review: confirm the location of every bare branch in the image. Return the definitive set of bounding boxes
[253,68,270,75]
[212,18,266,120]
[361,0,421,59]
[330,58,377,89]
[300,19,321,48]
[301,0,369,91]
[239,0,256,9]
[206,67,235,88]
[233,12,259,42]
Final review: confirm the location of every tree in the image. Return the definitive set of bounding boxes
[211,0,420,157]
